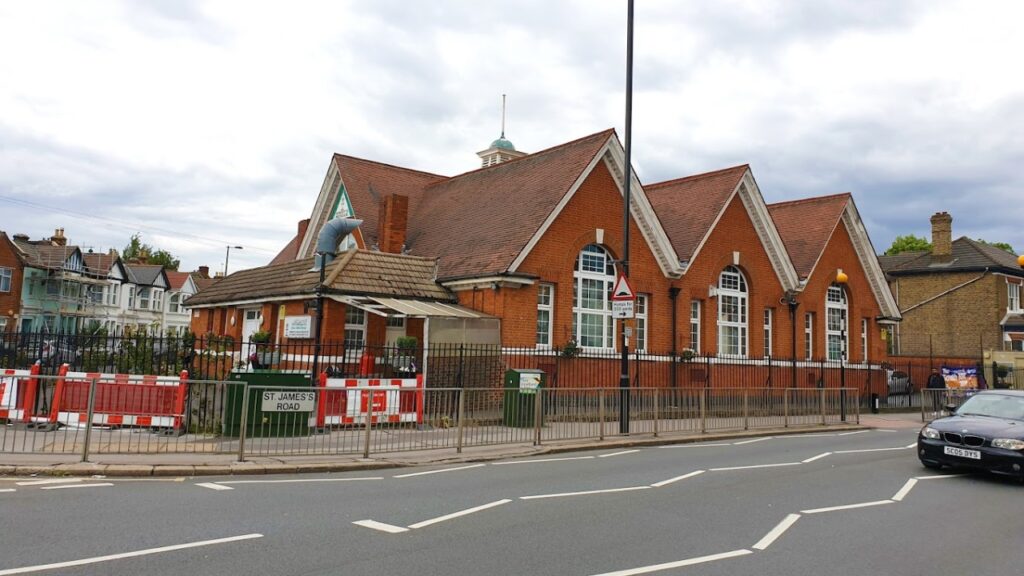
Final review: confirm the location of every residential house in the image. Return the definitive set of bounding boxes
[122,264,170,333]
[81,250,130,334]
[8,229,96,333]
[163,271,198,335]
[879,212,1024,368]
[0,233,24,333]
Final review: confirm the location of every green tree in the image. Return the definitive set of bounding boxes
[884,234,932,255]
[976,239,1015,254]
[122,233,180,270]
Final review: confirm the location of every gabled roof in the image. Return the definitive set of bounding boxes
[879,237,1023,276]
[11,239,82,270]
[124,264,168,288]
[165,271,192,291]
[768,193,851,279]
[646,165,748,264]
[186,249,453,307]
[82,252,122,278]
[297,156,446,259]
[409,129,615,280]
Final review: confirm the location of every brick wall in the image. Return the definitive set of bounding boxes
[0,234,23,331]
[890,272,1003,357]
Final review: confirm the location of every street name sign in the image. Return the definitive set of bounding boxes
[261,390,316,412]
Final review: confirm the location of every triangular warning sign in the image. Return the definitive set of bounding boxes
[610,274,636,301]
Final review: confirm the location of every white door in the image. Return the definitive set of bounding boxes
[242,309,262,343]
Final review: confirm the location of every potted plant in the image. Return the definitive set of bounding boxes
[250,330,278,367]
[393,336,418,374]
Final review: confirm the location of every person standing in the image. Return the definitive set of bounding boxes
[926,368,946,414]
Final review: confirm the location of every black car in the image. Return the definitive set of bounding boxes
[918,390,1024,481]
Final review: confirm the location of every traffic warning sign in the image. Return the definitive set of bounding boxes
[611,274,636,301]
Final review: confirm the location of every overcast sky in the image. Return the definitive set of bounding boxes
[2,0,1022,273]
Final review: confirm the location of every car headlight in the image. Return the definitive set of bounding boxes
[921,427,940,440]
[991,438,1024,450]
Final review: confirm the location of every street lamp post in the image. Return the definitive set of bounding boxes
[619,0,635,435]
[224,245,243,277]
[311,252,327,390]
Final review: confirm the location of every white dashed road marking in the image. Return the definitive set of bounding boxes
[599,450,640,458]
[352,520,409,534]
[0,489,15,493]
[753,514,801,550]
[733,437,772,445]
[0,533,263,576]
[196,483,233,491]
[393,464,485,478]
[838,430,869,436]
[521,486,650,500]
[801,500,893,514]
[40,483,113,490]
[407,499,511,529]
[219,477,383,485]
[801,452,832,463]
[651,470,705,488]
[891,479,917,502]
[657,443,732,449]
[834,447,912,454]
[590,549,754,576]
[710,462,801,472]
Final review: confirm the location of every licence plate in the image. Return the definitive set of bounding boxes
[944,446,981,460]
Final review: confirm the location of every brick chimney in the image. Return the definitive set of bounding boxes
[12,233,28,242]
[930,212,953,261]
[297,218,310,245]
[377,194,409,253]
[198,265,210,278]
[51,228,67,247]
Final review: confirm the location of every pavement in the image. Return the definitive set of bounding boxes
[0,411,926,478]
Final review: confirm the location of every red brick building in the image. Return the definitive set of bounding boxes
[201,129,899,365]
[0,233,25,333]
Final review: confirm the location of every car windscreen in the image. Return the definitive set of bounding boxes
[957,394,1024,421]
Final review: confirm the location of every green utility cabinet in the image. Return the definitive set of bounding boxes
[224,370,314,438]
[503,369,545,427]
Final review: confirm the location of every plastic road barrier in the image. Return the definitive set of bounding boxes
[315,374,424,427]
[48,367,189,433]
[0,364,41,423]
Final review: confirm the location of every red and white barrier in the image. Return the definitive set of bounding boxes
[0,364,41,423]
[48,367,189,433]
[315,374,424,427]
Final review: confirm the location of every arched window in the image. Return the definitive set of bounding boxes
[717,266,748,357]
[572,244,616,350]
[826,284,848,361]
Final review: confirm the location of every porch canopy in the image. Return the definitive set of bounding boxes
[331,295,499,345]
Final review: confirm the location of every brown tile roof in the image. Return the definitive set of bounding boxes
[407,129,614,279]
[82,252,118,277]
[767,193,851,278]
[185,249,452,307]
[880,236,1024,276]
[311,156,446,255]
[11,239,82,270]
[646,165,748,264]
[165,271,191,290]
[192,277,219,292]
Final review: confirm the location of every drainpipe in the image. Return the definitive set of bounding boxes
[785,291,799,388]
[669,287,681,388]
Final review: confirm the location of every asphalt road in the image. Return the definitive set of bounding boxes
[1,428,1021,576]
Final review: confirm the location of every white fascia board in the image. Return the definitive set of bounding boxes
[507,137,612,274]
[443,276,536,291]
[685,170,799,291]
[298,157,342,259]
[186,295,310,310]
[507,135,683,278]
[841,200,902,320]
[602,142,684,278]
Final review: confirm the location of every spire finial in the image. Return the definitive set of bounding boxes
[500,94,506,138]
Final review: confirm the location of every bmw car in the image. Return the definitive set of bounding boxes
[918,390,1024,481]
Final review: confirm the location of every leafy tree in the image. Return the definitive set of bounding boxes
[122,233,180,270]
[884,234,932,255]
[976,239,1015,254]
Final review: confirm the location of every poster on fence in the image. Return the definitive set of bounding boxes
[941,366,978,390]
[0,376,17,409]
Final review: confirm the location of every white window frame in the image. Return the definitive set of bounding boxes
[805,312,814,360]
[0,267,11,292]
[126,286,136,310]
[763,308,773,358]
[635,294,648,352]
[536,283,554,348]
[690,300,701,354]
[169,293,181,314]
[717,266,748,357]
[572,244,616,351]
[138,287,151,310]
[108,282,119,306]
[1009,281,1021,312]
[861,318,869,363]
[153,289,164,311]
[344,305,367,352]
[826,284,848,362]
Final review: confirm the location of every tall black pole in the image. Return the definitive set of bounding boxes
[311,253,326,387]
[619,0,634,434]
